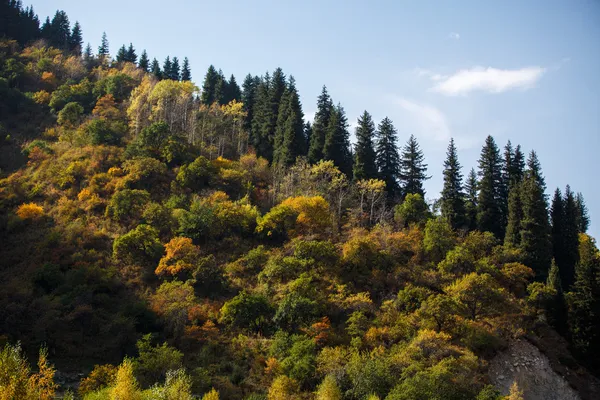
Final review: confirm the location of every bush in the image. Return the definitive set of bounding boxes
[79,118,126,145]
[256,196,331,240]
[219,291,273,333]
[394,193,431,227]
[133,334,183,388]
[113,224,164,266]
[16,202,44,220]
[57,101,83,127]
[105,189,150,224]
[79,364,117,396]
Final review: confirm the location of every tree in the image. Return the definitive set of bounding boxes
[98,32,109,57]
[83,43,94,67]
[116,45,127,62]
[394,193,431,227]
[170,56,180,81]
[242,74,259,132]
[251,72,274,160]
[575,192,590,233]
[308,86,333,164]
[561,186,580,291]
[48,10,70,50]
[113,224,164,267]
[440,138,466,229]
[126,43,137,64]
[151,58,161,79]
[464,168,478,230]
[316,375,342,400]
[223,74,241,103]
[527,150,546,192]
[510,144,526,185]
[353,111,378,181]
[69,21,82,55]
[110,359,141,400]
[181,57,191,81]
[477,135,504,238]
[446,273,506,320]
[551,188,564,264]
[399,134,430,198]
[162,56,172,79]
[155,237,200,278]
[268,375,301,400]
[505,182,524,247]
[323,103,352,176]
[273,77,305,167]
[138,50,149,71]
[219,291,273,333]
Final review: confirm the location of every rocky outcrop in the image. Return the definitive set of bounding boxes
[489,339,580,400]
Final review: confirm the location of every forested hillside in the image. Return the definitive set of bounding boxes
[1,1,599,399]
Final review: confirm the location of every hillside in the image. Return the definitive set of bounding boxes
[1,1,600,399]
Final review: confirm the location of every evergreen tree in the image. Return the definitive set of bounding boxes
[201,65,221,105]
[375,117,401,198]
[323,103,352,176]
[520,173,552,281]
[308,86,333,164]
[511,144,526,185]
[242,74,259,132]
[116,44,127,62]
[273,77,305,167]
[40,16,51,41]
[465,168,478,231]
[69,21,82,55]
[98,32,109,58]
[251,72,273,160]
[562,186,581,291]
[49,10,70,50]
[551,188,566,282]
[547,260,567,334]
[440,138,466,230]
[303,122,312,152]
[126,43,137,64]
[476,135,504,238]
[352,111,378,181]
[575,192,590,233]
[505,182,524,247]
[150,58,161,79]
[499,141,513,228]
[138,50,149,72]
[527,150,546,193]
[181,57,191,81]
[223,74,241,104]
[83,43,94,67]
[170,56,180,80]
[399,134,430,198]
[162,56,172,79]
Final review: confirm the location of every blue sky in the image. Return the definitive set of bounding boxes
[36,0,600,237]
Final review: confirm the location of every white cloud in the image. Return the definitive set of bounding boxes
[449,32,460,40]
[432,66,546,96]
[393,97,451,142]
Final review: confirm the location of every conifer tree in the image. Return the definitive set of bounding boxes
[547,260,567,334]
[69,21,82,55]
[562,186,581,291]
[242,74,259,132]
[223,74,241,104]
[505,182,524,247]
[201,65,221,105]
[375,117,401,198]
[465,168,478,231]
[263,68,288,161]
[48,10,70,50]
[98,32,109,58]
[308,86,333,164]
[527,150,546,193]
[138,50,149,72]
[116,45,127,62]
[323,103,352,176]
[162,56,172,79]
[399,134,430,198]
[251,72,273,160]
[151,58,161,79]
[499,141,513,228]
[83,43,94,67]
[41,17,51,41]
[181,57,191,81]
[352,111,378,181]
[126,43,137,64]
[511,144,526,185]
[551,188,565,280]
[273,77,305,167]
[575,192,590,233]
[303,122,312,152]
[170,57,180,80]
[477,135,504,238]
[440,138,466,229]
[520,172,552,281]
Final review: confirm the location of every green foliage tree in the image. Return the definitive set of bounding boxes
[375,117,401,198]
[394,193,431,227]
[273,77,305,167]
[399,134,430,198]
[138,50,149,72]
[446,273,506,320]
[181,57,191,81]
[440,138,466,229]
[308,85,333,164]
[464,168,478,231]
[113,224,164,266]
[505,182,523,247]
[575,192,590,233]
[424,217,456,263]
[323,103,352,176]
[477,135,504,238]
[133,334,183,388]
[561,186,581,290]
[98,32,109,57]
[353,111,378,181]
[69,21,82,55]
[219,291,273,333]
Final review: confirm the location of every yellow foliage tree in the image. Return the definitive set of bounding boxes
[315,375,342,400]
[110,359,141,400]
[93,94,122,120]
[155,237,200,277]
[267,375,301,400]
[201,388,220,400]
[16,203,44,220]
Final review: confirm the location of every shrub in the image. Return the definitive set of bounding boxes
[113,224,164,266]
[219,291,273,333]
[79,364,117,396]
[16,203,44,220]
[105,189,150,224]
[133,334,183,388]
[256,196,331,240]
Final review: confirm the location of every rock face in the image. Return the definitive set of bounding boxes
[489,339,580,400]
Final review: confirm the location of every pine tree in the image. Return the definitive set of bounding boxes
[69,21,82,55]
[116,45,127,62]
[477,135,504,238]
[323,103,352,176]
[126,43,137,64]
[49,10,70,50]
[273,77,305,167]
[399,134,430,198]
[527,150,546,193]
[242,74,259,132]
[40,16,51,41]
[352,111,378,181]
[201,65,221,105]
[465,168,478,231]
[303,122,312,153]
[151,58,161,79]
[511,144,526,185]
[440,138,466,230]
[505,182,524,247]
[562,186,581,291]
[181,57,191,81]
[547,260,567,334]
[223,74,241,104]
[251,72,273,160]
[575,192,590,233]
[551,188,566,282]
[162,56,172,79]
[138,50,149,72]
[308,86,333,164]
[83,43,94,67]
[375,117,401,198]
[98,32,109,57]
[170,57,180,80]
[520,173,552,281]
[499,141,513,228]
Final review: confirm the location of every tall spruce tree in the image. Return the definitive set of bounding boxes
[138,50,149,72]
[223,74,241,104]
[126,43,137,64]
[251,72,273,160]
[181,57,191,81]
[303,122,312,154]
[201,65,221,105]
[399,134,430,198]
[440,138,466,229]
[98,32,109,58]
[511,144,526,185]
[162,56,172,79]
[48,10,70,50]
[575,192,590,233]
[527,150,546,193]
[562,186,581,291]
[170,57,181,80]
[116,45,127,62]
[69,21,82,55]
[352,111,378,181]
[465,168,478,231]
[242,74,259,132]
[375,117,401,198]
[505,182,524,247]
[547,260,567,334]
[273,77,305,167]
[499,141,513,227]
[520,172,552,281]
[150,58,161,79]
[477,135,504,238]
[323,103,353,176]
[551,188,565,269]
[308,86,333,164]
